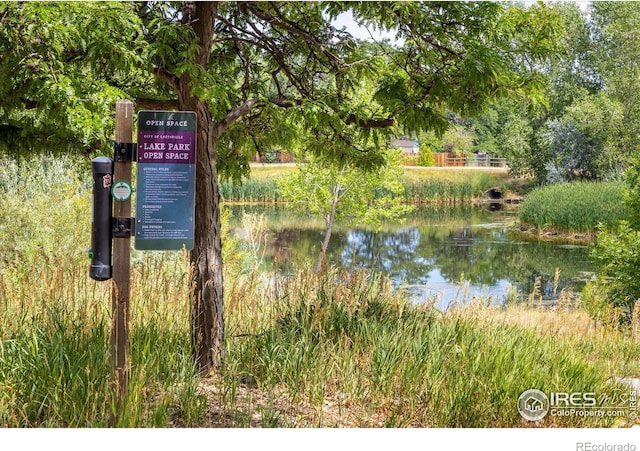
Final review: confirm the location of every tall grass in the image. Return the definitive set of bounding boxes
[402,168,503,205]
[220,165,505,204]
[402,177,476,203]
[0,157,638,427]
[224,269,636,427]
[219,177,282,203]
[0,157,205,427]
[519,181,627,233]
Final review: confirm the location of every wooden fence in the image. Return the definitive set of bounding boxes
[433,153,507,168]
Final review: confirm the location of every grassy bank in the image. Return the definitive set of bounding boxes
[1,157,638,427]
[223,270,638,427]
[220,164,511,204]
[519,181,627,235]
[2,259,638,427]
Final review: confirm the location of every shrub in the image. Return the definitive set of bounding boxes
[401,154,420,166]
[588,221,640,324]
[418,144,435,167]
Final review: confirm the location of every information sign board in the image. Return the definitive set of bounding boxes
[135,111,196,250]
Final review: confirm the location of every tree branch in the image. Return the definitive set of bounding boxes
[216,13,251,99]
[135,98,179,110]
[242,2,345,68]
[267,97,303,108]
[344,114,396,129]
[213,98,262,139]
[152,65,180,91]
[266,97,395,129]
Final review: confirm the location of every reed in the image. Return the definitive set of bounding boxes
[220,177,283,203]
[219,165,504,204]
[519,181,627,233]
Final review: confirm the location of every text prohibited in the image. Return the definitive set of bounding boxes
[136,111,196,251]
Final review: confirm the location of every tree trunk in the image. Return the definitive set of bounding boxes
[175,87,225,373]
[316,181,342,272]
[317,215,334,273]
[178,2,224,374]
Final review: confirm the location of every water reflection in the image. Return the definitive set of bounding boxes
[227,204,594,308]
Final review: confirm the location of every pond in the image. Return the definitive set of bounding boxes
[226,204,595,309]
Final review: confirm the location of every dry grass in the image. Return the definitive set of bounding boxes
[248,163,296,180]
[489,306,603,339]
[191,375,388,428]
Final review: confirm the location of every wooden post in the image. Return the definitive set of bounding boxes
[112,99,133,411]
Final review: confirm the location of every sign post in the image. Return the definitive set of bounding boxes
[112,99,134,413]
[89,104,196,422]
[136,111,196,251]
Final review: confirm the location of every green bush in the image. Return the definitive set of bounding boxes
[623,153,640,229]
[587,221,640,324]
[418,144,435,167]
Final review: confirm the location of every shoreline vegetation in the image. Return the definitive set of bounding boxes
[1,157,638,428]
[517,181,628,236]
[223,165,623,242]
[219,163,519,205]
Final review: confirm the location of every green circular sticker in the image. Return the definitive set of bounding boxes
[112,180,132,202]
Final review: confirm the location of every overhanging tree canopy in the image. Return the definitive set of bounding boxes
[0,1,562,373]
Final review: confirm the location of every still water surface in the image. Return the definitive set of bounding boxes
[227,204,595,309]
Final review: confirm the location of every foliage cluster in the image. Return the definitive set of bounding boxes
[277,149,412,231]
[583,222,640,325]
[0,2,143,155]
[424,3,640,184]
[276,149,413,269]
[585,158,640,324]
[417,143,435,167]
[576,3,640,325]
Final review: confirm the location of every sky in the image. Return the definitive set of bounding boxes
[332,10,398,43]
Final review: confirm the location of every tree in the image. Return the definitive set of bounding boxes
[545,2,602,118]
[591,2,640,158]
[278,149,412,272]
[580,3,640,325]
[466,98,539,179]
[0,2,141,155]
[476,3,606,183]
[0,1,562,373]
